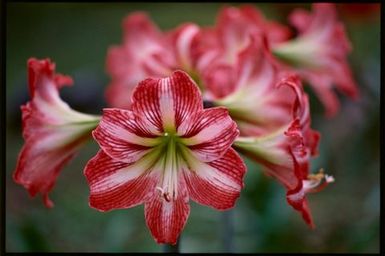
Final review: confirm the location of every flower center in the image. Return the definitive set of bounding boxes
[155,132,183,202]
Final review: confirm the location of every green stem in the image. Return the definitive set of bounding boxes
[222,210,234,252]
[163,237,180,253]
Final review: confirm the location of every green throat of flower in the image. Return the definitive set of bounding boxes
[272,37,322,69]
[140,131,194,203]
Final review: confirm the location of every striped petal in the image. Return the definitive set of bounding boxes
[182,148,245,210]
[93,108,162,163]
[169,23,200,71]
[131,70,202,133]
[84,150,159,212]
[144,176,190,245]
[179,107,239,162]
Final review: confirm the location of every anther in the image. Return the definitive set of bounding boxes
[163,192,171,202]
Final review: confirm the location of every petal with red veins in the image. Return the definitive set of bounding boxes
[84,150,160,212]
[131,70,202,133]
[179,107,239,162]
[168,23,200,71]
[182,148,245,210]
[93,108,162,163]
[144,176,190,245]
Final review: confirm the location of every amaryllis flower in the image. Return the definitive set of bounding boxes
[272,3,359,117]
[84,71,246,244]
[233,75,332,228]
[14,58,100,207]
[105,12,200,109]
[200,29,327,226]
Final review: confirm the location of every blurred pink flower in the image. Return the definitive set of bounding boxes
[273,3,359,117]
[105,13,200,109]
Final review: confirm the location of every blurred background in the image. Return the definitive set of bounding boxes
[6,3,380,253]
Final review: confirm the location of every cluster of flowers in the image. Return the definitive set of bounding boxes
[14,4,357,244]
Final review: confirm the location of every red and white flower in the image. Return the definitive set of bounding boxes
[233,74,332,227]
[14,58,100,207]
[84,70,246,244]
[272,3,359,117]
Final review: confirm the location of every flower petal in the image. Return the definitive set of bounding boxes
[131,70,203,133]
[93,108,162,163]
[14,135,77,208]
[182,148,246,210]
[168,23,200,71]
[84,150,159,212]
[287,192,314,228]
[144,176,190,245]
[179,107,239,162]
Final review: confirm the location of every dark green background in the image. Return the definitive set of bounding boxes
[6,3,380,253]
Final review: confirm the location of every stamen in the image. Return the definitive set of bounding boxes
[305,168,335,193]
[287,168,335,202]
[325,174,335,183]
[163,192,171,202]
[156,186,165,199]
[157,136,179,202]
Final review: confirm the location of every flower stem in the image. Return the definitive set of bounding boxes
[222,209,234,252]
[163,237,180,253]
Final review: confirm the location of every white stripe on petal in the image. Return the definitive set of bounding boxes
[159,77,176,133]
